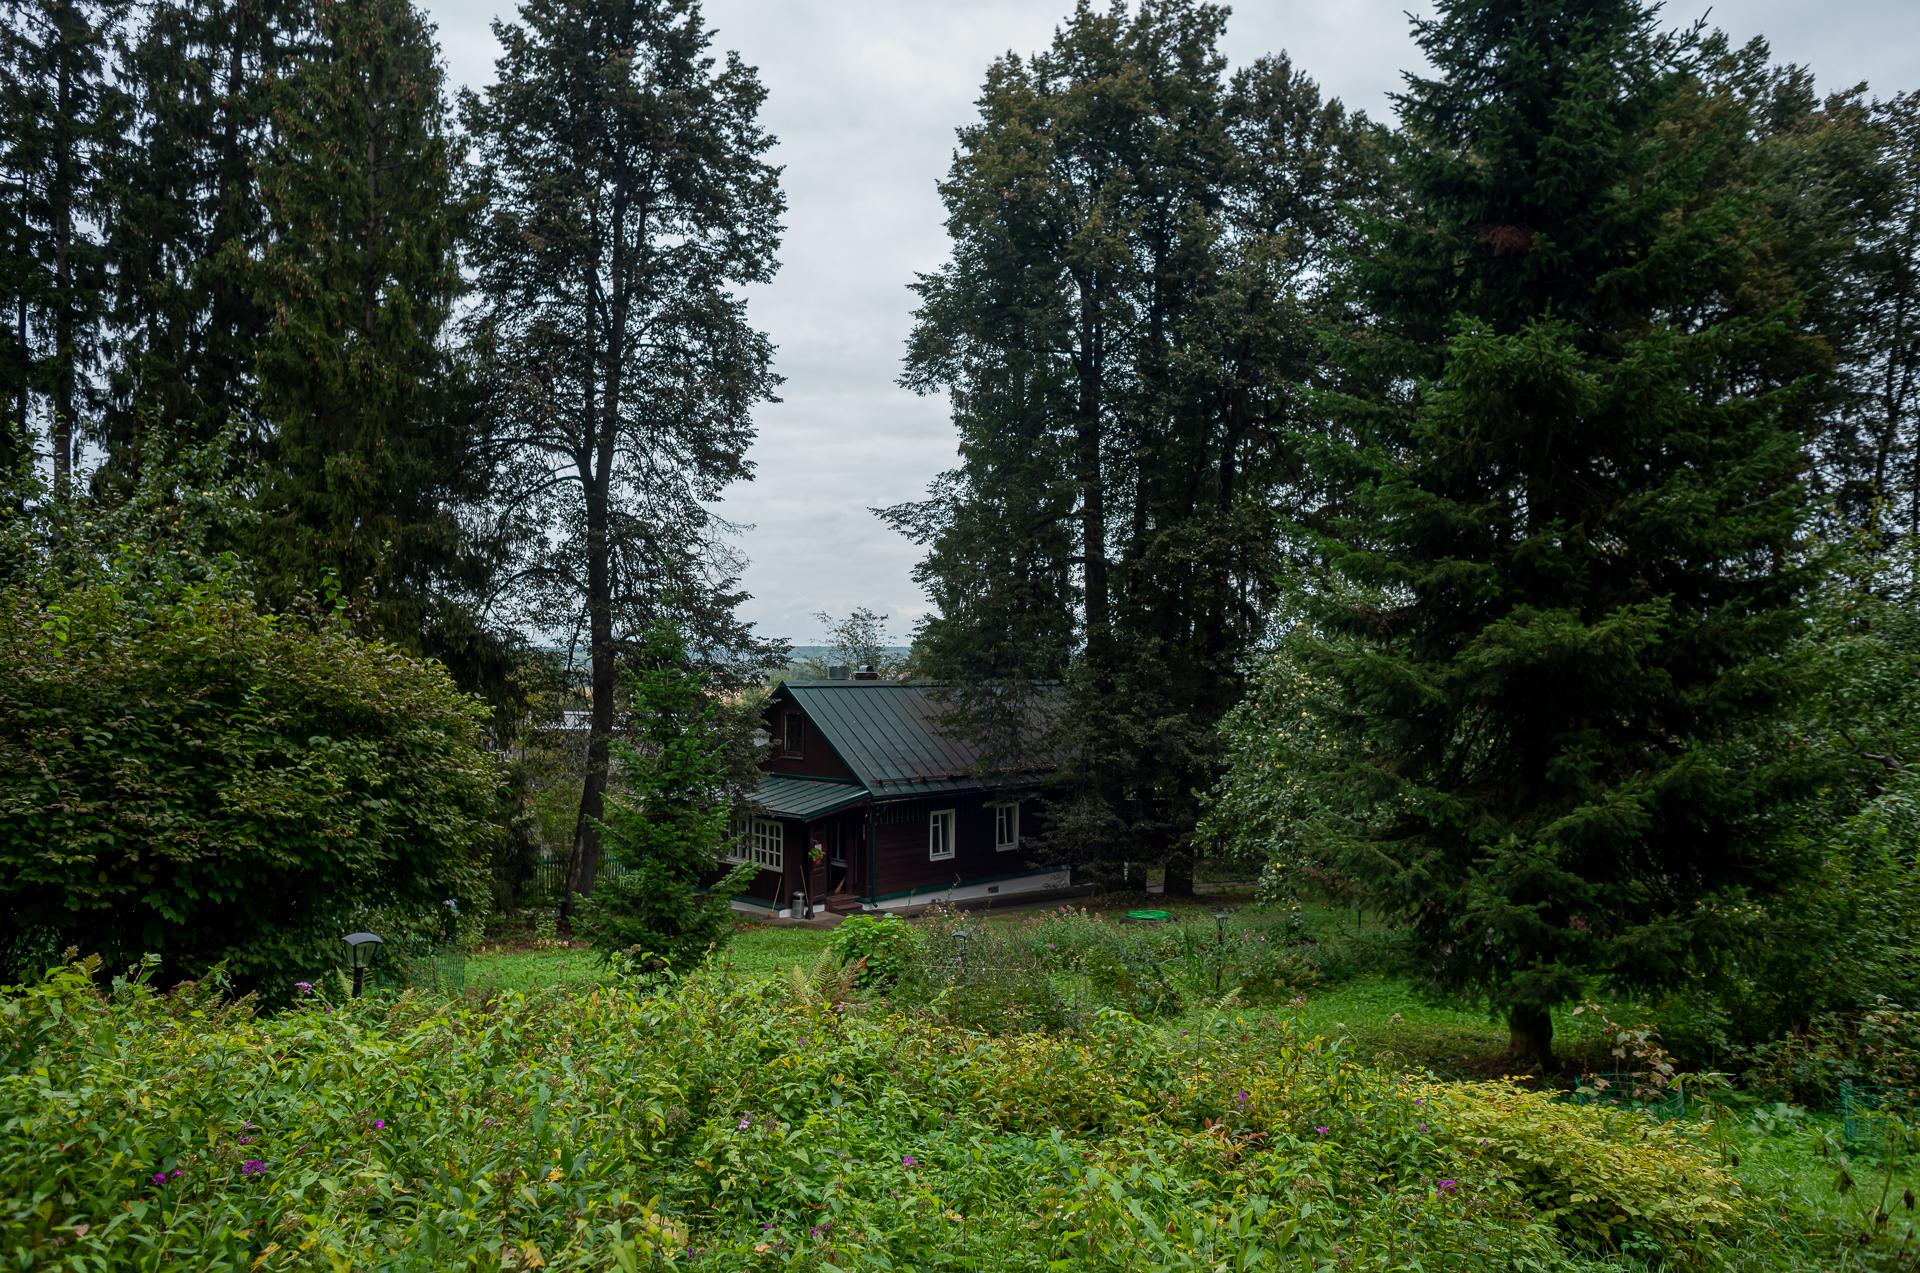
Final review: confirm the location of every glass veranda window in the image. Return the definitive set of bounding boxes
[728,818,784,872]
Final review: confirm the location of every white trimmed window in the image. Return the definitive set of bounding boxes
[728,818,784,872]
[992,800,1020,852]
[928,808,956,861]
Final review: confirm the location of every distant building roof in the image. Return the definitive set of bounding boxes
[776,681,1057,799]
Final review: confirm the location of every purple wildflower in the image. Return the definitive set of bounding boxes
[761,1222,773,1231]
[738,1116,752,1131]
[810,1226,821,1238]
[1234,1089,1249,1107]
[293,981,313,997]
[241,1159,266,1176]
[1418,1123,1428,1134]
[170,1169,185,1178]
[151,1173,167,1185]
[237,1136,254,1145]
[1314,1126,1330,1136]
[1435,1179,1457,1194]
[372,1119,386,1131]
[902,1155,918,1168]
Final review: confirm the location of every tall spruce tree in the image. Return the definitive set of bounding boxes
[100,0,300,481]
[1301,0,1833,1065]
[0,0,128,494]
[251,0,493,665]
[464,0,783,915]
[889,1,1377,888]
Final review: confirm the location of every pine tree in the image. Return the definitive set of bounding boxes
[464,0,783,916]
[0,0,129,494]
[250,0,491,663]
[1303,0,1833,1065]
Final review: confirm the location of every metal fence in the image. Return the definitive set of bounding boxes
[525,857,632,904]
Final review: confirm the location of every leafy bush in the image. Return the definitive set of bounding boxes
[825,914,921,986]
[1434,1081,1743,1252]
[1745,998,1920,1108]
[0,560,497,993]
[0,955,1831,1271]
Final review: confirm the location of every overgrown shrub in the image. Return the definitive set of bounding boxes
[0,561,496,993]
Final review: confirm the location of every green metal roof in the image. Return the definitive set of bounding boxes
[751,774,870,819]
[777,681,1056,799]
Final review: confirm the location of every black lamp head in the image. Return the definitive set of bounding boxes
[342,932,383,969]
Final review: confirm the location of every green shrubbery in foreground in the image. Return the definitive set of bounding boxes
[0,957,1873,1272]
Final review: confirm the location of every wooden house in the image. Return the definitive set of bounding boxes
[728,676,1064,916]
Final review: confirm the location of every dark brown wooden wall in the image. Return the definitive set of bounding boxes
[869,793,1043,898]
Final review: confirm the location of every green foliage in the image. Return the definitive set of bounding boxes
[1222,0,1847,1063]
[825,914,921,987]
[0,953,1834,1272]
[250,0,501,683]
[573,624,756,971]
[464,0,786,910]
[1726,544,1920,1039]
[0,0,127,492]
[885,2,1384,888]
[0,530,497,991]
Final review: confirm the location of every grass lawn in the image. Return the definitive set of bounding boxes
[466,920,835,994]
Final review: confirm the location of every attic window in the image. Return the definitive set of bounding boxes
[782,712,804,758]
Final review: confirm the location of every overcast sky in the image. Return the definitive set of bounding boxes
[419,0,1919,647]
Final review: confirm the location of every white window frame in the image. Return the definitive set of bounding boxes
[928,808,956,861]
[727,817,784,872]
[992,800,1020,852]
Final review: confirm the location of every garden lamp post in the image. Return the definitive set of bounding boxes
[343,932,383,998]
[951,928,971,978]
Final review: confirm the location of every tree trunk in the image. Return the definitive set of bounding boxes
[50,10,75,498]
[1505,1004,1555,1071]
[1074,276,1110,683]
[564,482,615,920]
[1162,851,1195,897]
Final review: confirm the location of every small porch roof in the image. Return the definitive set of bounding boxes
[751,774,869,820]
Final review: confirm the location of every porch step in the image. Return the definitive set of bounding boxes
[822,893,864,915]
